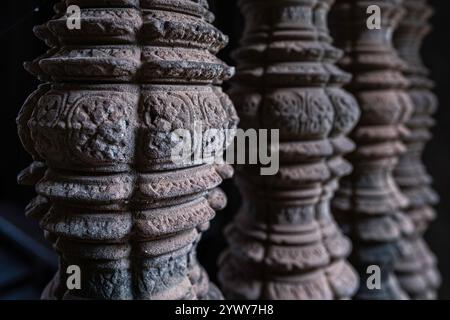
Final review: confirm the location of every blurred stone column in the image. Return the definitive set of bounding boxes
[393,0,441,299]
[218,0,360,300]
[17,0,237,300]
[331,0,414,299]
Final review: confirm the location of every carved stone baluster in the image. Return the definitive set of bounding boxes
[331,0,414,299]
[393,0,441,299]
[17,0,237,300]
[17,1,67,299]
[218,0,359,300]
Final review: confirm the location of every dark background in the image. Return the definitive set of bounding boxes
[0,0,449,299]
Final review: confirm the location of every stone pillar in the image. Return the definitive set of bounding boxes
[393,0,440,299]
[218,0,360,300]
[17,0,238,300]
[331,0,414,299]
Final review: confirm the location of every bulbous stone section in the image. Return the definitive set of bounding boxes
[330,0,415,299]
[218,0,360,300]
[17,0,238,300]
[393,0,440,299]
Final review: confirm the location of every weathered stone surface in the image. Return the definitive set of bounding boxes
[218,0,360,300]
[330,0,414,299]
[18,0,237,300]
[393,0,440,299]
